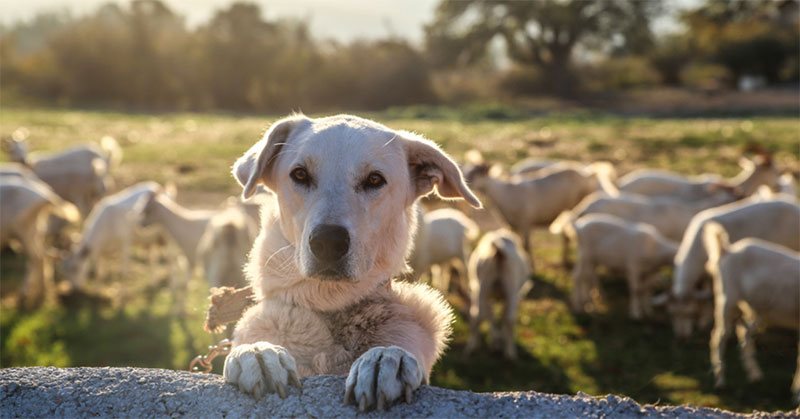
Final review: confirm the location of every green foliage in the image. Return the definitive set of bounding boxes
[1,1,436,112]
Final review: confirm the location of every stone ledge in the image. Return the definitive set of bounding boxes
[0,367,779,418]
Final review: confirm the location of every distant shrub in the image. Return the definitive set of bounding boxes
[498,66,550,96]
[680,63,732,91]
[581,57,661,91]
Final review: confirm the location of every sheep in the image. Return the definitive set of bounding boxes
[140,191,220,310]
[510,158,578,176]
[2,135,122,216]
[464,229,532,360]
[197,205,258,290]
[0,177,80,308]
[563,214,679,320]
[618,154,779,201]
[666,197,800,338]
[61,182,162,289]
[550,188,739,243]
[408,207,479,294]
[465,161,617,267]
[702,221,800,403]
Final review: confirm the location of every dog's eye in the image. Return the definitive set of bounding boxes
[362,172,386,190]
[290,167,311,186]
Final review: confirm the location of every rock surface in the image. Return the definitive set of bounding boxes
[0,367,786,418]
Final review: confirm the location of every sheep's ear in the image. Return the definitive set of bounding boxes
[401,131,481,208]
[233,114,310,199]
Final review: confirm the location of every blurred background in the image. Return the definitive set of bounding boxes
[1,0,798,413]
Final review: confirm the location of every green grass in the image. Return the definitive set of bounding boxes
[1,106,798,413]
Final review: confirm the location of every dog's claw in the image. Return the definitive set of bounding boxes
[358,394,367,412]
[344,386,353,404]
[276,383,287,399]
[289,370,302,388]
[404,384,413,403]
[377,392,386,411]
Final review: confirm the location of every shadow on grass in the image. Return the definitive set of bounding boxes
[578,278,797,412]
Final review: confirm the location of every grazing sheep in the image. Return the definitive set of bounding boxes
[465,161,617,267]
[618,154,779,201]
[702,222,800,403]
[464,229,531,360]
[3,135,122,216]
[0,177,80,307]
[667,197,800,338]
[140,192,219,310]
[61,182,161,289]
[563,214,679,319]
[510,158,578,176]
[551,188,739,243]
[408,207,479,293]
[197,206,258,290]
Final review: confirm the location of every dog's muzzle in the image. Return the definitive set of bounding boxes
[308,224,351,279]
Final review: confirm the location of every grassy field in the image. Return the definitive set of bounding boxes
[1,106,798,413]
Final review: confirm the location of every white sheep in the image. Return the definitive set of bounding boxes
[667,197,800,338]
[618,154,779,201]
[197,205,257,290]
[464,229,532,360]
[0,177,80,307]
[551,188,739,243]
[510,158,578,176]
[3,135,122,217]
[408,207,479,294]
[562,214,680,319]
[465,161,617,267]
[141,191,220,310]
[61,182,162,289]
[702,221,800,403]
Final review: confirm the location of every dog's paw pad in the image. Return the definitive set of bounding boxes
[344,346,423,411]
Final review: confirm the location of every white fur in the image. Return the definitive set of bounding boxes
[466,161,617,266]
[62,182,161,288]
[551,189,738,242]
[464,229,531,360]
[668,197,800,338]
[702,222,800,403]
[3,136,122,216]
[0,175,80,307]
[224,114,479,411]
[618,155,779,201]
[564,214,678,319]
[408,207,479,291]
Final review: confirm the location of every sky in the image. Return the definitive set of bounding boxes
[0,0,439,43]
[0,0,698,44]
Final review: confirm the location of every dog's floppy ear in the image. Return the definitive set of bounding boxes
[401,131,482,208]
[233,114,310,199]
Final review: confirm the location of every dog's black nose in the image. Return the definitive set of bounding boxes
[309,224,350,263]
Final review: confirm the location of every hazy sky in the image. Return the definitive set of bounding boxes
[0,0,439,43]
[0,0,696,43]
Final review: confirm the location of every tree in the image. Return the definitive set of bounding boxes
[682,0,799,86]
[425,0,663,96]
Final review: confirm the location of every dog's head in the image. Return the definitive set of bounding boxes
[234,114,481,284]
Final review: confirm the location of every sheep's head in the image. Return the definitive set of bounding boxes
[1,137,28,164]
[652,289,713,339]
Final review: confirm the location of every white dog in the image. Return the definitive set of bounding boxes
[223,114,481,411]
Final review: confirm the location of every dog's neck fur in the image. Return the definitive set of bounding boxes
[247,206,402,312]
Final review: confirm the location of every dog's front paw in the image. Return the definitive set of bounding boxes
[223,342,301,399]
[344,346,424,411]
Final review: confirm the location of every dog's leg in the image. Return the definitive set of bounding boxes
[344,346,424,411]
[223,342,302,399]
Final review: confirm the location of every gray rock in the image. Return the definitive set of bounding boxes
[0,367,785,418]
